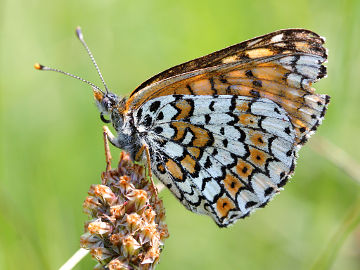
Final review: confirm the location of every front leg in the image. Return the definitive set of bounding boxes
[103,125,119,148]
[102,125,118,172]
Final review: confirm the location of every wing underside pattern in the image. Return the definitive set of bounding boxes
[125,29,329,226]
[127,29,329,145]
[134,95,297,226]
[130,29,326,97]
[129,54,329,145]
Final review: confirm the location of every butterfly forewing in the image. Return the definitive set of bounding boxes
[126,28,328,145]
[130,29,325,96]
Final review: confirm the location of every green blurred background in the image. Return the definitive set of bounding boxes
[1,0,360,269]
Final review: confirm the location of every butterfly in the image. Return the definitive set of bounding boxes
[35,28,329,227]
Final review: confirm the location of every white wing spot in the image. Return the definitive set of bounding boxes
[271,33,284,43]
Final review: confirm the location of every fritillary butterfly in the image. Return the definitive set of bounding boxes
[36,28,329,227]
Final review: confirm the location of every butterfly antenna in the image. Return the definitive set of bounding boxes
[75,26,109,94]
[34,63,105,94]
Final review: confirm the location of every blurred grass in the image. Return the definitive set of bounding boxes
[311,196,360,270]
[1,0,360,269]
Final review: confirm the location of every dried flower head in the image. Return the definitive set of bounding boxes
[81,152,169,269]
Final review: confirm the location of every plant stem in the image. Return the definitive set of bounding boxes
[59,248,89,270]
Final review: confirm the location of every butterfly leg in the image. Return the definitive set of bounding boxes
[103,126,115,172]
[135,144,158,197]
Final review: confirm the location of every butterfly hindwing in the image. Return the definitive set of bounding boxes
[133,95,296,226]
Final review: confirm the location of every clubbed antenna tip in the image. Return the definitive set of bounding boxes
[34,63,44,70]
[33,62,105,94]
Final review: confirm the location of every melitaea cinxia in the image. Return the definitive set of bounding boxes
[36,28,329,227]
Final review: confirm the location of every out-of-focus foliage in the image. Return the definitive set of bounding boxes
[1,0,359,269]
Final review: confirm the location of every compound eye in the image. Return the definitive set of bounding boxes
[100,112,111,123]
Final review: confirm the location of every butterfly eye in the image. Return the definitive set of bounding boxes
[100,112,111,123]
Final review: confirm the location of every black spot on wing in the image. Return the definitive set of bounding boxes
[154,126,163,134]
[143,114,152,127]
[245,70,254,77]
[205,114,211,124]
[284,127,291,135]
[149,101,161,113]
[252,80,262,88]
[209,101,215,111]
[157,111,164,120]
[250,89,260,97]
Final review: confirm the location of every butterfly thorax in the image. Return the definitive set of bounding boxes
[93,89,142,160]
[112,110,142,160]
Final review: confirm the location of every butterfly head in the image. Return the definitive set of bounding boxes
[93,88,126,124]
[93,88,117,113]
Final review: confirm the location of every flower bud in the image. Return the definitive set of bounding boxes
[83,196,102,216]
[94,184,116,204]
[142,246,160,265]
[118,177,134,194]
[139,223,157,244]
[90,247,115,261]
[126,189,148,210]
[108,258,130,270]
[126,213,142,233]
[144,208,156,224]
[110,203,126,218]
[80,232,102,248]
[121,235,141,256]
[88,220,113,236]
